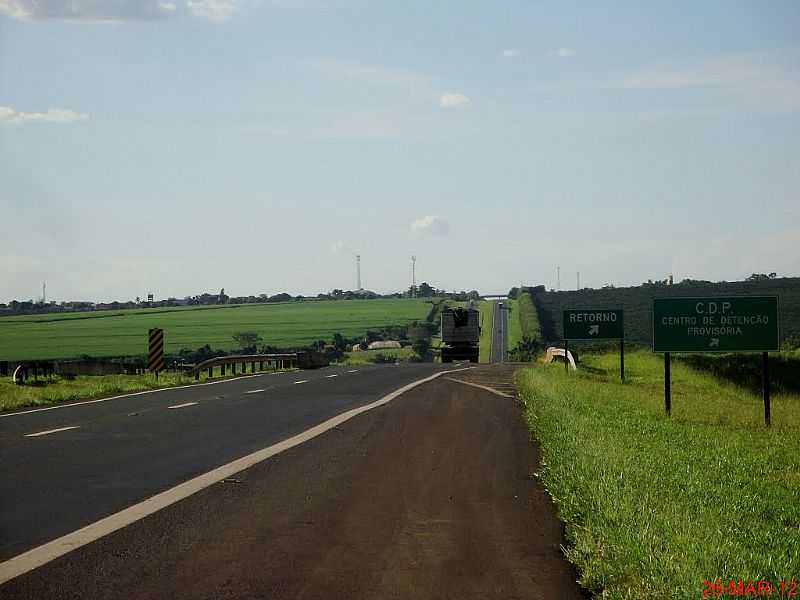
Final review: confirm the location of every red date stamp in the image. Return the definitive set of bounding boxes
[702,578,797,597]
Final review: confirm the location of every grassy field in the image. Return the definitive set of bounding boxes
[516,350,800,598]
[0,299,433,361]
[478,301,494,363]
[532,277,800,346]
[505,299,522,352]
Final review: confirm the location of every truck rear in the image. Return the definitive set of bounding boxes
[440,307,480,363]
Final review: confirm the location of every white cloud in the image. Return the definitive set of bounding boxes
[0,0,179,21]
[502,49,520,58]
[310,59,434,97]
[617,55,800,113]
[0,0,238,21]
[411,215,449,237]
[439,93,471,109]
[187,0,236,20]
[0,106,87,125]
[310,60,472,109]
[554,48,577,58]
[330,241,358,255]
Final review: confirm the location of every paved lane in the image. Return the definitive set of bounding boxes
[0,363,460,561]
[0,376,585,600]
[490,301,508,363]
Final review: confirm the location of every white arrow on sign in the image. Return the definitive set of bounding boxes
[588,325,600,336]
[709,338,720,348]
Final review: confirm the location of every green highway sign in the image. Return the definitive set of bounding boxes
[653,296,779,353]
[563,309,624,340]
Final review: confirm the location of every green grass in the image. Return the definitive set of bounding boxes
[506,298,522,351]
[338,347,416,365]
[478,301,494,363]
[516,350,800,599]
[1,367,298,412]
[517,290,542,342]
[0,299,433,361]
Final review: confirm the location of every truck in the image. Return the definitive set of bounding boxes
[440,307,480,363]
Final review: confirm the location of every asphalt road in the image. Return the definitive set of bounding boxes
[1,371,585,600]
[490,301,508,363]
[0,362,458,561]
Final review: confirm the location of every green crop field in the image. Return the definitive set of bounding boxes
[532,277,800,347]
[516,351,800,599]
[0,299,433,361]
[505,299,522,352]
[478,300,493,363]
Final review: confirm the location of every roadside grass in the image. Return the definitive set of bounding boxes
[505,298,522,351]
[517,290,542,341]
[0,298,432,361]
[478,301,494,363]
[0,368,297,412]
[516,350,800,599]
[338,347,415,365]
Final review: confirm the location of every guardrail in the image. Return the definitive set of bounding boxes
[188,351,329,380]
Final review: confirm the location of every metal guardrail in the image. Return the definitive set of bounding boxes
[189,353,300,379]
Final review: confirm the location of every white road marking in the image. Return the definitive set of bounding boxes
[444,377,514,398]
[347,369,359,373]
[167,402,198,410]
[24,426,80,438]
[293,380,308,385]
[0,367,471,585]
[325,374,338,378]
[245,389,265,394]
[0,372,274,419]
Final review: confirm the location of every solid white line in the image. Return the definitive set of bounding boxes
[245,389,265,394]
[325,374,338,378]
[24,426,80,438]
[0,367,470,585]
[167,402,198,410]
[293,380,308,385]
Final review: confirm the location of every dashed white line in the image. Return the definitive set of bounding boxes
[325,374,338,378]
[293,380,308,385]
[245,389,265,394]
[24,426,80,438]
[167,402,198,410]
[0,367,472,586]
[348,369,359,373]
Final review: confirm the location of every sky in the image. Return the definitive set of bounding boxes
[1,0,799,303]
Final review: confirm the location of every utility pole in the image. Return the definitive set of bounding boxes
[411,256,417,297]
[42,281,46,304]
[356,255,362,291]
[577,272,580,290]
[557,266,561,291]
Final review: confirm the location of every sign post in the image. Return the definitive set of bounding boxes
[653,296,779,424]
[148,328,165,380]
[563,309,625,381]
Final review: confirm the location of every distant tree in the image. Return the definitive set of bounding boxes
[507,287,519,300]
[332,333,348,351]
[412,338,430,359]
[232,332,262,353]
[417,282,435,297]
[218,288,229,304]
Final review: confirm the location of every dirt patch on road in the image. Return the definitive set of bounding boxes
[4,376,585,600]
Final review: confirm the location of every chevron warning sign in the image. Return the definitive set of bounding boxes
[148,328,165,373]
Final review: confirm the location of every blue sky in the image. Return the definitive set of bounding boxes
[1,0,799,302]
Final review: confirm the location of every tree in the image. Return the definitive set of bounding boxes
[417,282,434,297]
[232,332,262,353]
[412,338,430,359]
